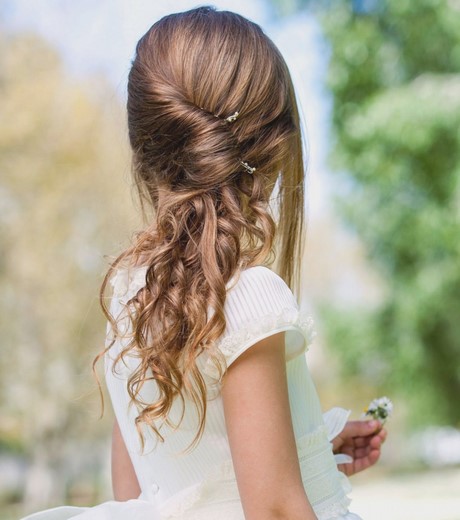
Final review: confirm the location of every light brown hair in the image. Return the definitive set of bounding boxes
[94,6,306,453]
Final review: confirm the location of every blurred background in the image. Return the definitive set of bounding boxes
[1,0,459,519]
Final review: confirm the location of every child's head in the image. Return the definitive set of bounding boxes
[99,6,306,452]
[126,5,305,285]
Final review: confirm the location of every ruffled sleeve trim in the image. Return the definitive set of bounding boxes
[109,265,318,381]
[109,265,148,305]
[202,307,316,379]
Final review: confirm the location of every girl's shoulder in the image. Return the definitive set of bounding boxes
[203,266,316,377]
[108,263,291,305]
[107,263,316,376]
[227,264,293,296]
[225,265,300,317]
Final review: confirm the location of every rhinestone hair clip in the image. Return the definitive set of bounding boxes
[219,110,256,175]
[225,111,239,123]
[240,161,256,174]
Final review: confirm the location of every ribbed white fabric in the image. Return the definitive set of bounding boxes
[19,265,362,520]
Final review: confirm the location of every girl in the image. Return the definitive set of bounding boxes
[21,6,386,520]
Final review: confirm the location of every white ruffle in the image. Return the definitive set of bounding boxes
[18,499,162,520]
[323,407,354,465]
[218,307,316,357]
[20,498,361,520]
[203,307,316,378]
[153,459,237,518]
[309,407,361,519]
[295,416,358,519]
[109,265,148,305]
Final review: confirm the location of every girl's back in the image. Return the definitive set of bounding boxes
[101,263,357,519]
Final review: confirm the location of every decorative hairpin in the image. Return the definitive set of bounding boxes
[241,161,256,175]
[198,107,253,175]
[225,111,239,123]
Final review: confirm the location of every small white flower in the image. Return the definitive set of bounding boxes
[363,396,393,423]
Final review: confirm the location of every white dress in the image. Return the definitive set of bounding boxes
[20,265,363,520]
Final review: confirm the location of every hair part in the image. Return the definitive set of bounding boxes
[94,5,306,454]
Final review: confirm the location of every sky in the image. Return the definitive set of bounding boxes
[2,0,334,218]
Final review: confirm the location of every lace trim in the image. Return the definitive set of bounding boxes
[157,483,204,518]
[220,307,316,357]
[202,307,316,378]
[315,486,352,519]
[109,266,148,305]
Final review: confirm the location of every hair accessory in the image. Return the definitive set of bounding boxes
[198,106,253,175]
[225,111,239,123]
[241,161,256,175]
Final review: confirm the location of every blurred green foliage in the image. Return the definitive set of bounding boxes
[273,0,460,426]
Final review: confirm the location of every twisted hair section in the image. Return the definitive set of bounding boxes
[94,6,306,453]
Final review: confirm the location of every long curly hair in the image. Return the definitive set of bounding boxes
[94,6,306,453]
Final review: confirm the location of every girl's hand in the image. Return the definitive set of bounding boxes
[331,420,387,476]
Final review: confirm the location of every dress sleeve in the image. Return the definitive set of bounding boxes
[202,266,316,379]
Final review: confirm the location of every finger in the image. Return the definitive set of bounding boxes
[341,420,381,439]
[365,431,385,451]
[339,459,357,477]
[355,446,372,459]
[354,448,380,473]
[368,448,381,466]
[353,436,371,448]
[331,435,344,452]
[341,445,355,458]
[337,462,352,476]
[353,430,385,450]
[369,435,383,450]
[357,438,384,459]
[352,455,369,474]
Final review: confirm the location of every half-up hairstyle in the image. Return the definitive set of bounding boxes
[94,6,306,453]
